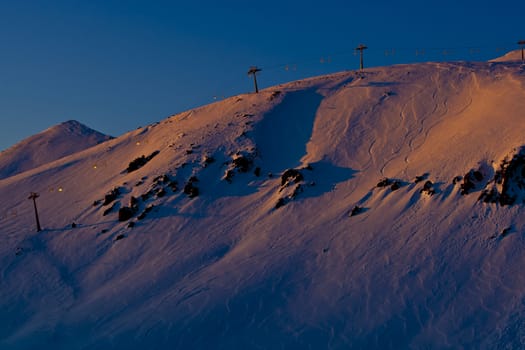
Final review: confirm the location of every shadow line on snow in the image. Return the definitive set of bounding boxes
[254,88,323,174]
[296,160,357,200]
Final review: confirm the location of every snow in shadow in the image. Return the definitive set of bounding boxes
[254,88,323,174]
[298,161,357,199]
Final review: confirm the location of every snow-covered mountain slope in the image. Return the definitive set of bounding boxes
[490,49,524,62]
[0,120,112,180]
[1,59,525,349]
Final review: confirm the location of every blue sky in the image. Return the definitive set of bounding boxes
[0,0,523,151]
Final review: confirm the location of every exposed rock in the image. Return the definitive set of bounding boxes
[118,206,135,222]
[232,155,252,172]
[419,180,435,196]
[184,182,199,198]
[460,169,484,195]
[350,206,364,217]
[103,187,121,206]
[478,150,525,205]
[126,150,160,173]
[390,181,401,191]
[281,169,303,187]
[377,178,393,188]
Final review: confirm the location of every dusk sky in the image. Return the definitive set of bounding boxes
[1,0,523,151]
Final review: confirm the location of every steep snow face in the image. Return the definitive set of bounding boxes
[1,60,525,349]
[304,61,525,194]
[0,120,112,179]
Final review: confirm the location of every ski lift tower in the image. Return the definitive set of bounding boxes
[247,66,262,93]
[518,40,525,63]
[28,192,42,232]
[355,44,368,71]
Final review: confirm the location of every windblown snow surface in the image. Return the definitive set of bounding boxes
[1,57,525,349]
[0,120,112,180]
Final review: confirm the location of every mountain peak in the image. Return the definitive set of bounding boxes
[0,120,112,179]
[46,119,103,136]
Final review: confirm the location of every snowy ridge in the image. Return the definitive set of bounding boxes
[490,49,524,62]
[0,120,112,180]
[1,59,525,349]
